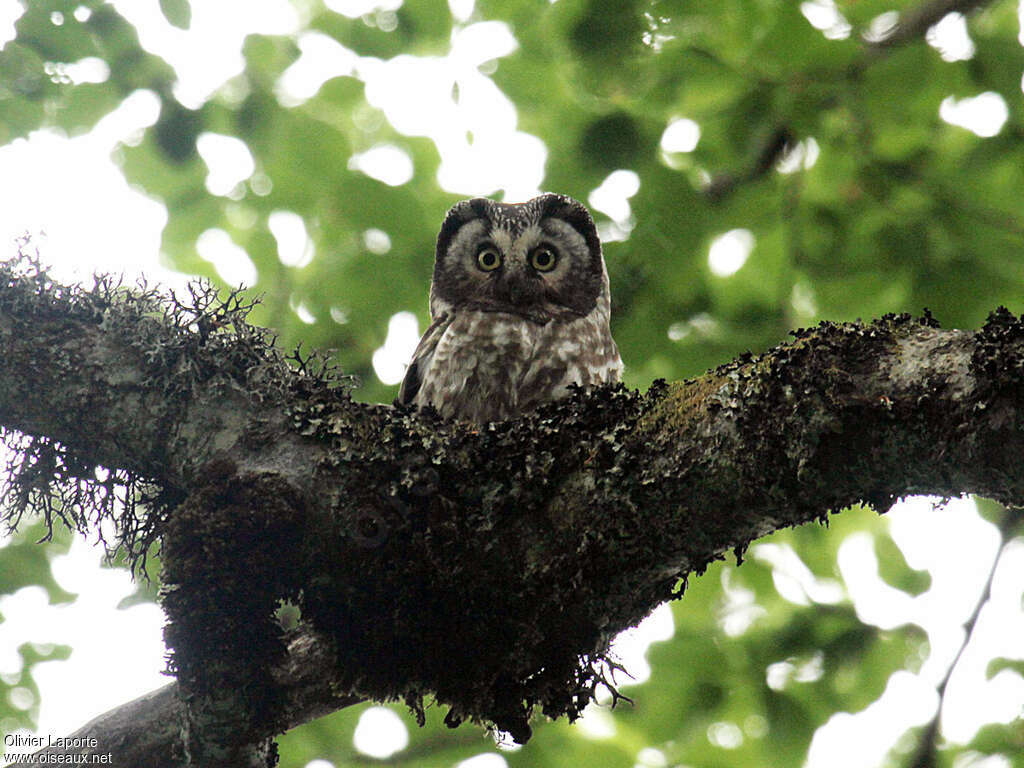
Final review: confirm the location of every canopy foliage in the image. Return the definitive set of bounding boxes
[1,0,1023,766]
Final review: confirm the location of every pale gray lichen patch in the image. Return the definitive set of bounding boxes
[888,327,974,401]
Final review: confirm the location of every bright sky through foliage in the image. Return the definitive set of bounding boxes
[1,2,1023,767]
[352,706,409,758]
[708,229,755,278]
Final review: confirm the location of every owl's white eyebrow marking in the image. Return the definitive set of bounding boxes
[504,225,545,262]
[490,229,514,254]
[516,224,543,247]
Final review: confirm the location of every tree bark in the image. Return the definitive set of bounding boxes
[3,261,1024,765]
[20,627,363,768]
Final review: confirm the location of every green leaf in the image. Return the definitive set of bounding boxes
[159,0,191,30]
[987,658,1024,681]
[967,722,1024,760]
[875,532,931,596]
[0,520,76,605]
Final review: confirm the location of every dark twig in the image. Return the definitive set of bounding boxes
[704,126,794,203]
[703,0,1000,201]
[867,0,993,53]
[905,511,1009,768]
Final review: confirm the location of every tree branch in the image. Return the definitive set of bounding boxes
[17,627,364,768]
[866,0,992,53]
[3,260,1024,762]
[704,0,999,200]
[905,511,1009,768]
[704,125,794,203]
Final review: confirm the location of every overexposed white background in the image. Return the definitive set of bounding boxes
[1,1,1022,766]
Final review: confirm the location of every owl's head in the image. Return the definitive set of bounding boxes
[429,194,606,322]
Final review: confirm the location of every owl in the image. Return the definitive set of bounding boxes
[397,194,623,423]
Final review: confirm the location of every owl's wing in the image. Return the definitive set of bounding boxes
[396,313,451,406]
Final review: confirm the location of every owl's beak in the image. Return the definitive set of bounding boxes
[497,268,542,306]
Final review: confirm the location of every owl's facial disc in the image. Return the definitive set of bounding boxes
[430,195,604,320]
[483,228,564,310]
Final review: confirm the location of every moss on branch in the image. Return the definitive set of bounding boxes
[3,255,1024,763]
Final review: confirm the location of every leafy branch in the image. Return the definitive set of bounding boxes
[704,0,1000,200]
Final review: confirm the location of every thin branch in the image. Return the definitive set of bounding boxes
[905,512,1010,768]
[703,0,1000,201]
[704,126,794,202]
[867,0,993,53]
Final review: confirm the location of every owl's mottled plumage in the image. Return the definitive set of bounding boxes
[397,194,622,423]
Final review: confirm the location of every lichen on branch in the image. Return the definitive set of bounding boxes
[3,253,1024,764]
[0,252,350,566]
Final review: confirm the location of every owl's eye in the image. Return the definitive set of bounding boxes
[529,246,558,272]
[476,247,503,272]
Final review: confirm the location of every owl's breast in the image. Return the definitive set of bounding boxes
[518,311,622,410]
[413,310,543,422]
[412,307,621,423]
